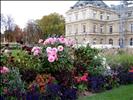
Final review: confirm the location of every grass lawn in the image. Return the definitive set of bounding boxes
[78,84,133,100]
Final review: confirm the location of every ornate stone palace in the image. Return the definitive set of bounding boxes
[65,0,133,47]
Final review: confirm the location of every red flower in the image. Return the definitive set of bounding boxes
[129,70,133,73]
[80,75,88,82]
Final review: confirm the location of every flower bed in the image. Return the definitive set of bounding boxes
[0,36,133,99]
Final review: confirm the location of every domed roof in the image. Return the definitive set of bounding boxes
[71,0,109,9]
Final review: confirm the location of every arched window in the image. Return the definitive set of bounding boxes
[119,38,123,46]
[109,39,113,45]
[100,39,103,44]
[130,38,133,46]
[93,38,96,44]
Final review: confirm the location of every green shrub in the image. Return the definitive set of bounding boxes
[74,46,106,76]
[6,50,42,72]
[0,67,25,95]
[106,53,133,70]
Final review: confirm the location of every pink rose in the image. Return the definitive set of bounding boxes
[43,39,50,45]
[48,56,55,63]
[38,39,43,43]
[52,47,58,53]
[65,39,75,46]
[57,45,64,51]
[33,50,40,56]
[0,66,9,74]
[31,46,41,52]
[31,47,36,52]
[58,37,66,44]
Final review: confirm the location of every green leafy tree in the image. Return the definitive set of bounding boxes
[37,13,65,38]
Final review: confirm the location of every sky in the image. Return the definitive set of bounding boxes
[1,1,121,29]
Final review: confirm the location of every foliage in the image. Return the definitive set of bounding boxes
[88,55,106,76]
[1,35,133,99]
[76,84,88,92]
[74,72,88,92]
[104,75,119,90]
[37,13,65,38]
[0,53,8,66]
[0,67,25,96]
[74,46,106,76]
[28,74,55,93]
[106,53,133,71]
[23,20,43,44]
[88,75,105,93]
[46,83,77,100]
[7,50,42,72]
[36,36,75,73]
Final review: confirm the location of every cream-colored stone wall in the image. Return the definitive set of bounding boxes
[65,4,133,47]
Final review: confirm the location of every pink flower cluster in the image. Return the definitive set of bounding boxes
[0,66,9,74]
[43,37,58,45]
[38,36,75,46]
[31,46,41,56]
[46,45,64,63]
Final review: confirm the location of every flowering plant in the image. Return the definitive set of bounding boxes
[28,74,55,93]
[74,72,88,92]
[32,36,75,73]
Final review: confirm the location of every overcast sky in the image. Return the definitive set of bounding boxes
[1,1,121,29]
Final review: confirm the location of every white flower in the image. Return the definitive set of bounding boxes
[94,56,97,59]
[46,47,52,53]
[102,61,106,65]
[57,45,64,51]
[102,57,106,61]
[106,65,111,70]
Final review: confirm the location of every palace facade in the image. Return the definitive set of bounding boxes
[65,0,133,47]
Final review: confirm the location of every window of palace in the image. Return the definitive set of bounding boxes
[93,38,96,44]
[100,25,103,33]
[107,14,110,20]
[93,11,97,19]
[93,24,97,33]
[109,25,113,33]
[128,12,132,17]
[83,24,86,33]
[82,11,86,19]
[100,12,103,20]
[119,38,123,46]
[131,24,133,33]
[74,24,78,34]
[130,38,133,46]
[75,12,78,21]
[68,14,72,22]
[68,25,72,34]
[100,39,103,44]
[109,39,113,45]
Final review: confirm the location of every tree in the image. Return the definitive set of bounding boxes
[13,25,24,42]
[1,14,7,33]
[37,12,65,38]
[23,20,43,44]
[1,14,16,42]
